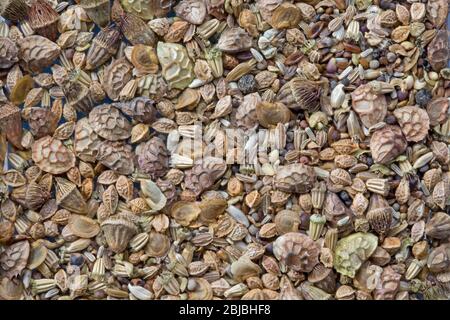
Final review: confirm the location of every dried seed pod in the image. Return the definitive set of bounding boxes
[85,25,121,71]
[97,141,135,175]
[184,157,227,197]
[198,198,227,225]
[351,84,387,128]
[274,210,301,235]
[270,3,301,29]
[157,42,194,90]
[130,44,159,74]
[80,0,111,28]
[235,92,260,129]
[174,0,206,25]
[27,0,59,41]
[74,118,102,163]
[62,81,95,113]
[273,232,320,272]
[432,181,449,210]
[18,36,60,73]
[373,266,401,300]
[426,97,448,126]
[32,136,75,175]
[171,201,201,226]
[116,175,134,201]
[0,241,30,279]
[426,211,450,239]
[396,4,410,25]
[68,215,100,238]
[334,232,378,278]
[322,191,353,232]
[115,97,157,124]
[28,107,59,139]
[0,103,23,150]
[103,185,119,215]
[0,0,29,21]
[277,78,322,112]
[393,106,430,142]
[329,168,352,186]
[426,0,448,28]
[0,37,19,69]
[274,163,316,194]
[120,12,156,46]
[427,244,450,273]
[88,104,131,141]
[256,101,291,128]
[427,30,448,72]
[101,215,138,253]
[308,214,326,241]
[102,58,133,101]
[238,9,258,37]
[145,231,170,258]
[370,125,407,164]
[379,9,398,28]
[55,177,88,214]
[366,194,393,236]
[135,137,169,180]
[11,182,50,210]
[217,28,253,53]
[395,178,410,205]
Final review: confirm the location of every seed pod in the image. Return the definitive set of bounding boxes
[274,163,317,194]
[18,36,61,73]
[174,0,206,25]
[157,42,194,90]
[80,0,111,28]
[277,78,322,112]
[373,266,401,300]
[0,0,29,21]
[395,178,410,205]
[27,0,59,41]
[270,3,301,29]
[370,125,407,164]
[217,27,253,53]
[102,58,133,101]
[136,137,169,180]
[351,83,387,128]
[120,12,156,46]
[427,30,448,72]
[334,232,378,278]
[32,136,75,175]
[85,25,121,71]
[366,194,392,236]
[256,101,292,128]
[55,177,88,214]
[308,214,326,241]
[426,0,448,28]
[0,103,23,150]
[101,214,138,253]
[88,104,131,141]
[97,141,135,175]
[0,37,19,69]
[273,232,320,272]
[393,106,430,142]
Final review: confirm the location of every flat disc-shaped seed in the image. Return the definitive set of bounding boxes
[89,104,131,141]
[68,215,100,238]
[32,136,75,175]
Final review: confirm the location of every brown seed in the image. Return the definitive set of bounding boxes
[270,3,302,29]
[273,232,319,272]
[370,125,407,164]
[393,106,430,142]
[27,0,59,41]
